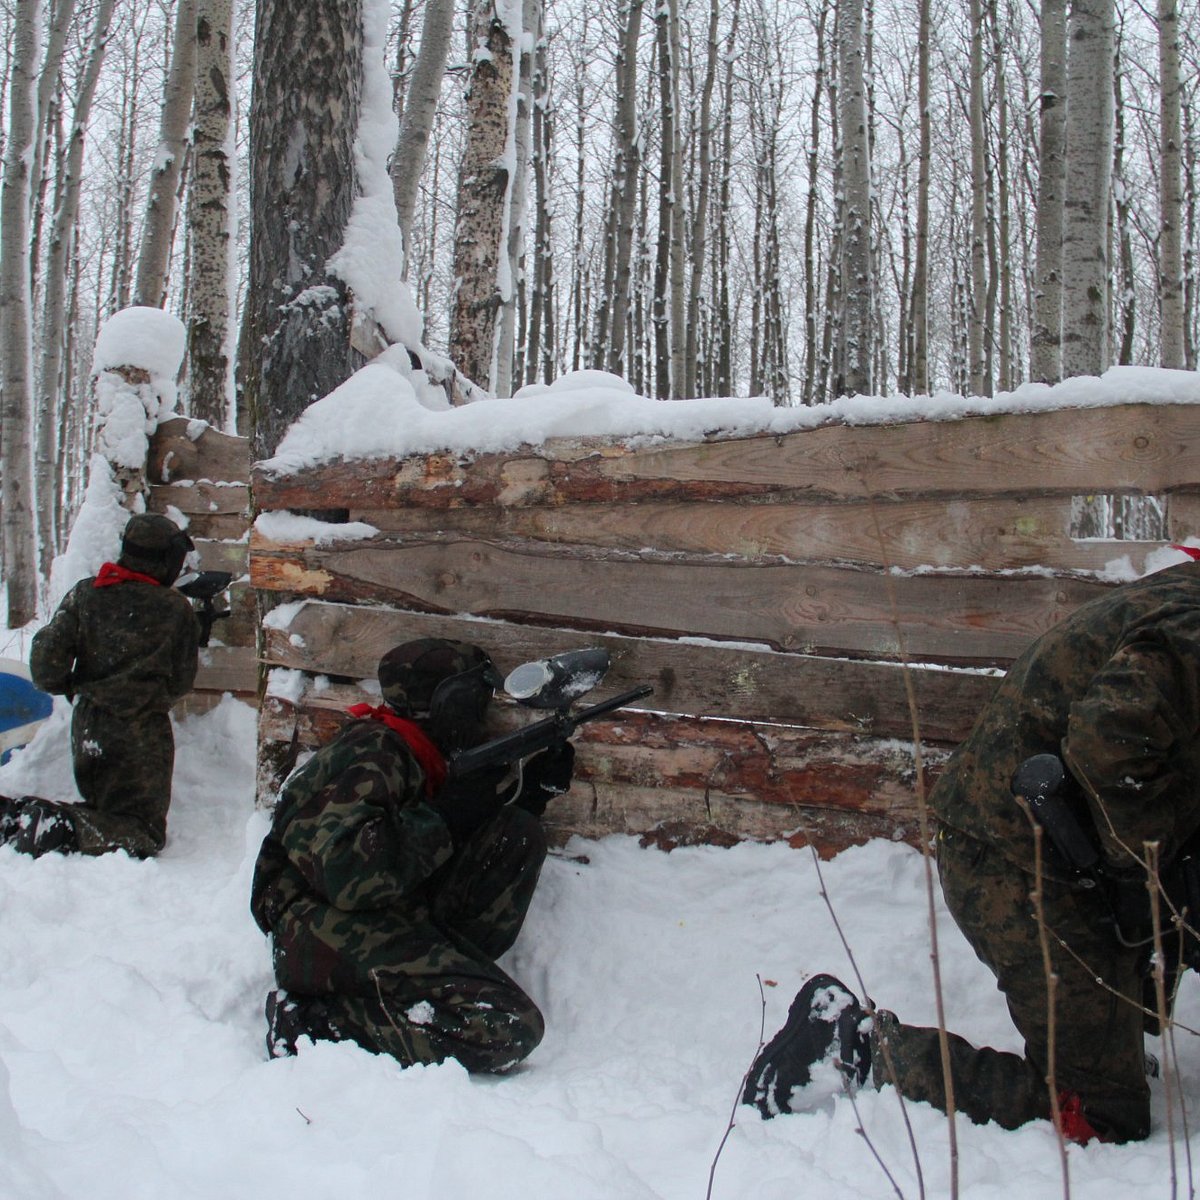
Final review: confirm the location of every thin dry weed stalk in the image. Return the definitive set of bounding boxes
[1015,799,1072,1199]
[705,974,769,1200]
[857,477,959,1199]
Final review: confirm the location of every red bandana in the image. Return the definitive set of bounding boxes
[1172,544,1200,562]
[346,704,447,797]
[93,562,163,588]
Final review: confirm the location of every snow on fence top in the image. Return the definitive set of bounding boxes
[258,349,1200,476]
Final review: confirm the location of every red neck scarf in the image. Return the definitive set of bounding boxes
[93,562,163,588]
[1172,544,1200,562]
[346,704,447,796]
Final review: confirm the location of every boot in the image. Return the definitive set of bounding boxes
[265,990,338,1058]
[1,797,79,857]
[742,973,872,1118]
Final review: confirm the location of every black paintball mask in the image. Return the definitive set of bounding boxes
[378,639,502,755]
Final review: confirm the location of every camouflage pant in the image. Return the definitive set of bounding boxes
[284,806,547,1074]
[64,699,174,857]
[873,827,1153,1141]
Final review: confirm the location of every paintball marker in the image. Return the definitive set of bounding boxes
[447,647,653,782]
[1010,753,1100,877]
[1011,753,1200,963]
[176,571,233,647]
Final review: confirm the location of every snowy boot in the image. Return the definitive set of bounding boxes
[1,797,79,857]
[741,973,872,1118]
[265,990,337,1058]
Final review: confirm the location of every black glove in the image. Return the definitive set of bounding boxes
[513,743,575,817]
[428,769,508,845]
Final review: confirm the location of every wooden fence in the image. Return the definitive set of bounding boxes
[249,401,1199,853]
[146,417,257,708]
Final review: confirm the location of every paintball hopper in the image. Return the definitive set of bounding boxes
[176,571,233,647]
[504,648,611,710]
[176,570,233,602]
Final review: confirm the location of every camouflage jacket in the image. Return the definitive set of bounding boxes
[30,577,199,718]
[932,562,1200,874]
[250,719,459,995]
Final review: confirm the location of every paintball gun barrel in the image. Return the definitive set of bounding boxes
[176,571,233,647]
[447,647,653,781]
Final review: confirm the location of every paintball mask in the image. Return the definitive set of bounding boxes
[119,513,195,585]
[378,639,502,755]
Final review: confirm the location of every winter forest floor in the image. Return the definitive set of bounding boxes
[2,617,1200,1200]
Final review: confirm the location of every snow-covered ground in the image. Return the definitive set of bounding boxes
[2,634,1199,1199]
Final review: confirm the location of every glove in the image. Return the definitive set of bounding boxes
[428,769,508,845]
[513,743,575,817]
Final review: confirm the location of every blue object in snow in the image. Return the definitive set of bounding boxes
[0,658,54,766]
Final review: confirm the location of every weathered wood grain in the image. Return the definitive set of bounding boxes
[258,601,999,740]
[250,530,1109,664]
[149,416,249,484]
[351,496,1172,575]
[256,686,943,851]
[251,402,1200,508]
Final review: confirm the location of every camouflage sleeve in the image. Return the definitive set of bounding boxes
[280,751,455,911]
[29,585,82,696]
[1063,637,1200,868]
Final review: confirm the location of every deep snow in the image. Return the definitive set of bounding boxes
[2,667,1199,1199]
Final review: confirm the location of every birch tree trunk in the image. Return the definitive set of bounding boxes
[836,0,872,396]
[391,0,455,262]
[188,0,235,426]
[30,0,78,287]
[526,29,554,385]
[666,0,685,398]
[0,0,41,626]
[1158,0,1184,367]
[595,0,644,376]
[36,0,117,576]
[1061,0,1114,378]
[684,0,720,399]
[134,0,198,309]
[968,0,988,396]
[909,0,930,394]
[495,0,537,397]
[448,0,513,391]
[1031,0,1066,383]
[238,0,362,461]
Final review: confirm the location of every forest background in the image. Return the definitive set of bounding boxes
[0,0,1194,628]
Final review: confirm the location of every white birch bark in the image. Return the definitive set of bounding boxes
[29,0,78,283]
[1158,0,1184,367]
[837,0,872,396]
[1061,0,1114,378]
[0,0,42,626]
[1031,0,1066,383]
[968,0,988,396]
[910,0,930,394]
[134,0,198,309]
[36,0,117,576]
[187,0,234,426]
[495,0,537,398]
[448,0,515,391]
[391,0,455,262]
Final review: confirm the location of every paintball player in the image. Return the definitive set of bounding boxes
[0,513,199,858]
[250,637,575,1073]
[743,555,1200,1143]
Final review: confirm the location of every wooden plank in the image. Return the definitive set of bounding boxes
[1169,492,1200,542]
[352,496,1173,575]
[149,480,249,516]
[258,602,999,741]
[195,539,249,575]
[256,690,943,852]
[251,403,1200,508]
[250,530,1109,665]
[149,416,249,484]
[194,644,258,695]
